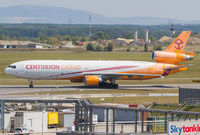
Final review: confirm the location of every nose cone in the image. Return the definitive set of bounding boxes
[4,68,9,75]
[4,68,14,76]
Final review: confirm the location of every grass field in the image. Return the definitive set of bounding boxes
[88,96,178,105]
[0,51,199,85]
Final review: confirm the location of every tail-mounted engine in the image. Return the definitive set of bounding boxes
[84,75,103,86]
[152,51,194,64]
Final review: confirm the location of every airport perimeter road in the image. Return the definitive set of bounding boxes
[0,84,199,95]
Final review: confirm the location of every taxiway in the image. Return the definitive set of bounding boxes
[0,84,199,95]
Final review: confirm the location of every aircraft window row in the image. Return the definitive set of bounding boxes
[8,65,16,69]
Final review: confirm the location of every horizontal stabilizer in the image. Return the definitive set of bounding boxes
[164,65,187,70]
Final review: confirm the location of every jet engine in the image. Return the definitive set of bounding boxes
[84,75,103,86]
[152,51,194,64]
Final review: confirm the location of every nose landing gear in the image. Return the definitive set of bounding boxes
[29,80,33,88]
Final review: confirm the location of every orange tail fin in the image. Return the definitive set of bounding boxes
[166,31,191,52]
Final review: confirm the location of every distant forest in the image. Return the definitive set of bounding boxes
[0,24,199,41]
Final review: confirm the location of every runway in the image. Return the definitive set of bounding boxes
[0,84,199,95]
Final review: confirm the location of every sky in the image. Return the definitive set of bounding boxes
[0,0,199,20]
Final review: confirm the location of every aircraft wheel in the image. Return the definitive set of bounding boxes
[100,83,118,89]
[29,84,33,88]
[103,83,109,88]
[29,80,33,88]
[108,83,114,88]
[99,84,105,88]
[108,83,118,89]
[113,84,118,89]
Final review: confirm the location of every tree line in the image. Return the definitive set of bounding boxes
[0,24,199,39]
[0,24,199,46]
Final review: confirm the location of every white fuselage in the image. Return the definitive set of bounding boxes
[4,60,162,80]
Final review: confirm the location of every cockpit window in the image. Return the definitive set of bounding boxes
[8,65,16,69]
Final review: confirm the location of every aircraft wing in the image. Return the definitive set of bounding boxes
[84,72,162,77]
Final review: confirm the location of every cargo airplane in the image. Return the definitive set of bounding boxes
[4,31,194,88]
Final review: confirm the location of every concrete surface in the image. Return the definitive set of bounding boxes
[0,84,199,95]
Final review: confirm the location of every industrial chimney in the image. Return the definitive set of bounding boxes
[134,30,138,41]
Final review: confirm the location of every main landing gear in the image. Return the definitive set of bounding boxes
[100,83,119,89]
[100,79,118,89]
[29,80,33,88]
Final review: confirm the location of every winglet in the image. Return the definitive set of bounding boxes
[166,31,191,52]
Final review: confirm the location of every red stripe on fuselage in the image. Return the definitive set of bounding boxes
[47,66,137,77]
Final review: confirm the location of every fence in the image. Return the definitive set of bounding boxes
[0,98,199,134]
[75,104,200,134]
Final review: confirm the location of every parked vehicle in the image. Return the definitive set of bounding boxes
[14,127,29,135]
[48,112,58,128]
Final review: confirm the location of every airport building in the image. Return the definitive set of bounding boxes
[0,98,199,135]
[179,88,200,104]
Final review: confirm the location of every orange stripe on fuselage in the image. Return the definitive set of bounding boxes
[54,63,185,81]
[117,63,179,80]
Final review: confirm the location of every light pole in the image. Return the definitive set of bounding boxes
[42,110,45,135]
